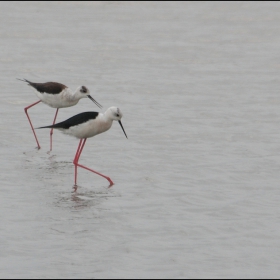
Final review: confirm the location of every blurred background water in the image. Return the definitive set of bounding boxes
[1,1,280,278]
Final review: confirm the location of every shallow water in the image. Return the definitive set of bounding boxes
[1,2,280,278]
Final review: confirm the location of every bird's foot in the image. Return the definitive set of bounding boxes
[72,185,78,193]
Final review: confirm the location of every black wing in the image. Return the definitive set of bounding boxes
[17,78,67,94]
[39,112,99,129]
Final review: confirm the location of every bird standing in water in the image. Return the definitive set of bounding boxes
[39,107,128,191]
[18,78,102,151]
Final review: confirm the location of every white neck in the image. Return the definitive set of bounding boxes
[103,108,115,121]
[68,88,85,102]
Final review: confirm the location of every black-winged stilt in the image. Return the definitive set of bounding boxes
[18,78,102,151]
[38,107,128,191]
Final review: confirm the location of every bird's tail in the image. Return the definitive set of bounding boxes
[36,120,67,129]
[16,78,32,85]
[37,125,56,129]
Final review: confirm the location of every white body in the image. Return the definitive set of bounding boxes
[34,87,90,108]
[64,114,113,139]
[59,107,125,139]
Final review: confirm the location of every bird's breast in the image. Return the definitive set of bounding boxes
[87,118,113,138]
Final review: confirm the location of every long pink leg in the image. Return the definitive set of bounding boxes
[24,100,42,149]
[73,138,114,191]
[73,139,84,186]
[49,108,59,152]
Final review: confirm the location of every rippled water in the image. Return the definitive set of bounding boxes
[1,2,280,278]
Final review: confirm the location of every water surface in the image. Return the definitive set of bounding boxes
[1,2,280,278]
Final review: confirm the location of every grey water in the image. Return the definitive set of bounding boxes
[1,1,280,278]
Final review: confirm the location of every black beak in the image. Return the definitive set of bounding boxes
[118,121,128,139]
[88,95,102,109]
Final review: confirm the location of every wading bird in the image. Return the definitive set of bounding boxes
[18,78,102,151]
[38,107,128,191]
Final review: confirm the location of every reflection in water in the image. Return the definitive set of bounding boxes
[53,186,119,211]
[5,1,280,277]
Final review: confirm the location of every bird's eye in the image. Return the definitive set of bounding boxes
[116,114,120,117]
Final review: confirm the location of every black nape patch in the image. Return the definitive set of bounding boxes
[81,86,88,93]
